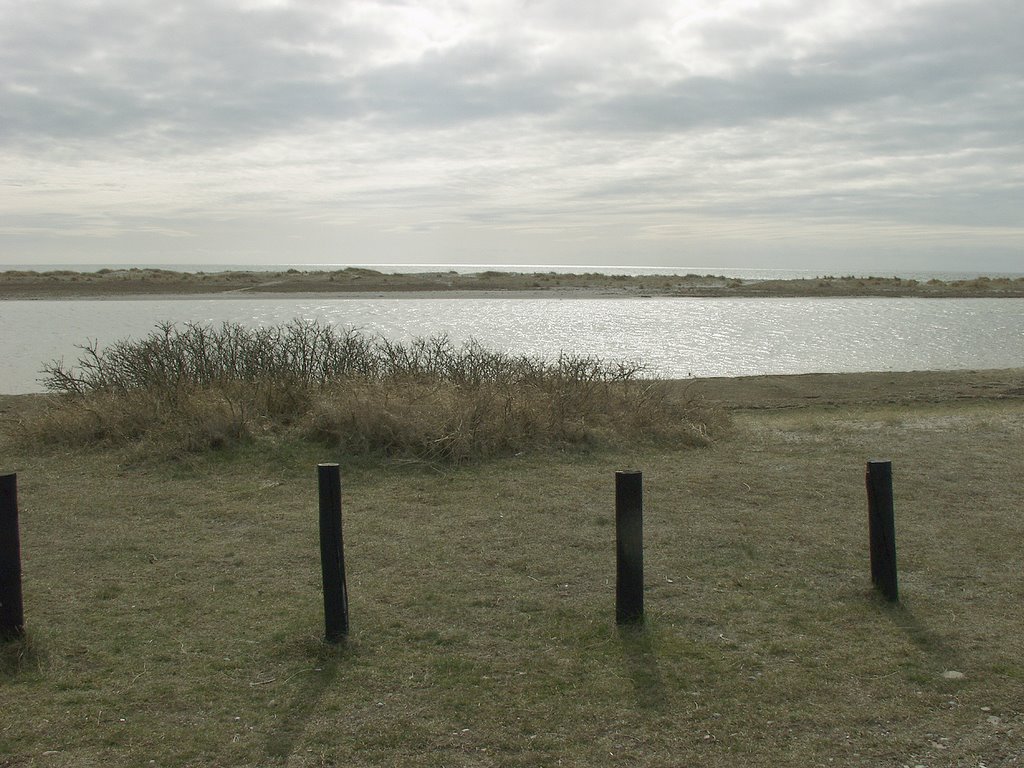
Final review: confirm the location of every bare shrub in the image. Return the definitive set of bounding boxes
[29,321,724,461]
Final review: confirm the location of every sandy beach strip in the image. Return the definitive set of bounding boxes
[3,287,643,301]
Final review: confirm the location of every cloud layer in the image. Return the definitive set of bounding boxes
[2,0,1022,271]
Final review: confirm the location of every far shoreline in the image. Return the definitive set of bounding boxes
[5,288,646,302]
[3,267,1024,300]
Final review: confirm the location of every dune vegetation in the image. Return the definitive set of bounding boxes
[25,320,720,462]
[2,266,1024,298]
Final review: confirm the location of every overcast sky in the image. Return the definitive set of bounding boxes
[1,0,1022,273]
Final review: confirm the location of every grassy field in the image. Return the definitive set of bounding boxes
[3,267,1024,299]
[1,371,1023,766]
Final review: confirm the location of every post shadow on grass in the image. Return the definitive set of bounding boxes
[879,600,955,658]
[1,473,25,642]
[873,596,967,685]
[618,623,667,711]
[264,645,346,761]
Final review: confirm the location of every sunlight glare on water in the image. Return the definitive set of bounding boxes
[1,296,1022,393]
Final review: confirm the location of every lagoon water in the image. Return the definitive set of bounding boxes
[2,296,1022,394]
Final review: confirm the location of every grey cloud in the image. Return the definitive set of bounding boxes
[356,42,577,127]
[0,0,1020,271]
[572,68,865,132]
[0,1,372,148]
[520,0,671,31]
[573,0,1022,135]
[4,0,1020,144]
[0,2,676,150]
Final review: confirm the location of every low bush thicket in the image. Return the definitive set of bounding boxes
[29,321,722,461]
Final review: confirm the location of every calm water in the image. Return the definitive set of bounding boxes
[2,296,1022,394]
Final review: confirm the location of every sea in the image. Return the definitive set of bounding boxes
[3,297,1023,394]
[2,263,1022,395]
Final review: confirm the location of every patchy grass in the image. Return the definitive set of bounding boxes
[1,389,1023,766]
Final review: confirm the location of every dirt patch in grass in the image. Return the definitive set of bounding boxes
[1,370,1022,766]
[685,367,1024,411]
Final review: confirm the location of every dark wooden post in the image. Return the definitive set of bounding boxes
[1,473,25,640]
[318,463,349,642]
[616,470,644,625]
[866,460,899,602]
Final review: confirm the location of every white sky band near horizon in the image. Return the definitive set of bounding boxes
[1,0,1021,273]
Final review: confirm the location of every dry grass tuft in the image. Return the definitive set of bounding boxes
[23,321,724,461]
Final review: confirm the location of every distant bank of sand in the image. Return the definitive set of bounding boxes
[3,267,1024,300]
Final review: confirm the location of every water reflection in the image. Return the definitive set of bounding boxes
[1,296,1022,393]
